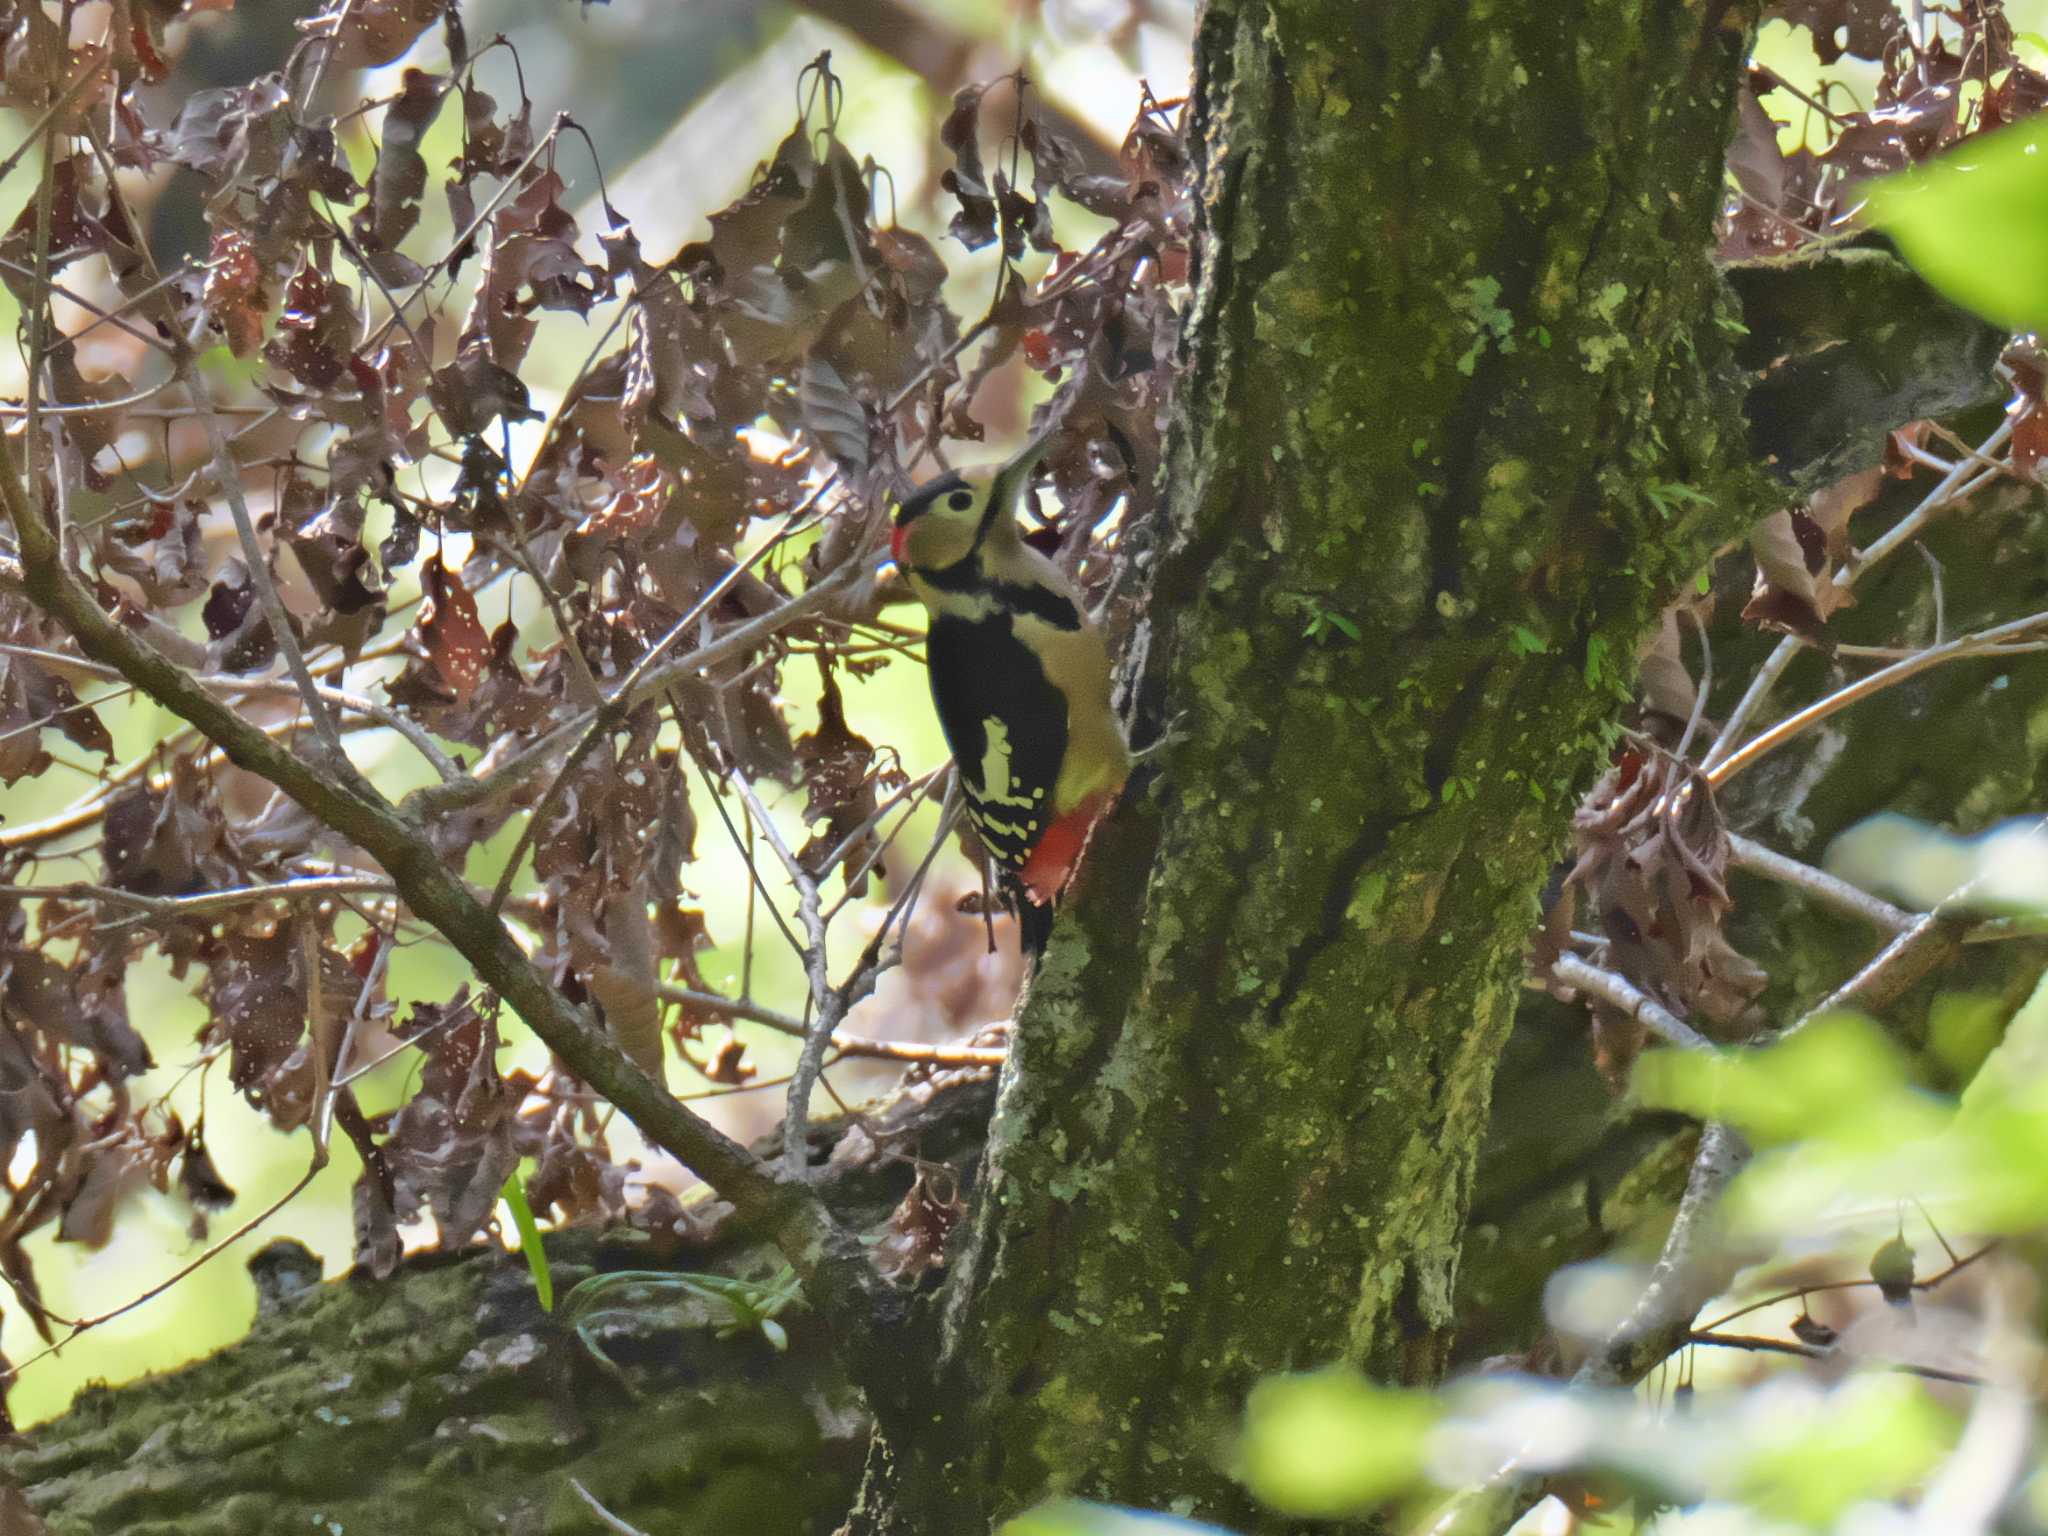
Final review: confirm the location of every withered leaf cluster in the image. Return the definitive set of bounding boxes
[1538,2,2046,1077]
[1544,742,1767,1082]
[0,0,1191,1382]
[1723,1,2047,261]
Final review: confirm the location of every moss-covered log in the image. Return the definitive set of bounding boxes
[9,1236,859,1536]
[1,1083,994,1535]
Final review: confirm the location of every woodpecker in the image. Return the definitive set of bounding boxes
[890,438,1130,957]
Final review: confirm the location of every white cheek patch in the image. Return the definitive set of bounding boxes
[977,719,1043,811]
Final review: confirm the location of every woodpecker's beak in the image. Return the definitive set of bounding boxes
[990,423,1059,514]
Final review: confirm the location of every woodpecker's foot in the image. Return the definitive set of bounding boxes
[1132,711,1188,765]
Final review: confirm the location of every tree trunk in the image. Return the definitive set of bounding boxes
[852,3,1765,1528]
[24,7,2048,1535]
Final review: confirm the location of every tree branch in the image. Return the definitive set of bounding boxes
[1727,833,1914,933]
[1707,608,2048,787]
[1548,955,1716,1051]
[1703,418,2013,773]
[658,984,1006,1068]
[0,421,875,1328]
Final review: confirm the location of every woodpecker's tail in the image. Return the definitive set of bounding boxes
[1014,887,1055,961]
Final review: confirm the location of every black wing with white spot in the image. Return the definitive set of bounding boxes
[926,612,1069,872]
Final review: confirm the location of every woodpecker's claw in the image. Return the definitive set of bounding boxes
[1132,711,1188,765]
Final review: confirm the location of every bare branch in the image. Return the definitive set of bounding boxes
[412,555,871,820]
[481,491,835,913]
[1706,608,2048,788]
[1727,833,1915,933]
[1682,1330,1985,1386]
[732,770,842,1181]
[657,985,1005,1068]
[0,875,395,919]
[73,114,357,773]
[0,406,871,1324]
[1703,418,2013,772]
[1794,910,1962,1025]
[1547,954,1716,1051]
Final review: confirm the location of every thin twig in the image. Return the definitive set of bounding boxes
[77,113,357,772]
[333,993,477,1088]
[0,875,395,917]
[320,920,394,1151]
[364,114,567,354]
[0,693,439,857]
[1674,606,1711,762]
[1706,608,2048,788]
[0,371,182,418]
[9,1160,323,1381]
[0,49,106,183]
[568,1479,653,1536]
[690,748,806,962]
[732,770,841,1180]
[1682,1330,1985,1385]
[822,765,951,922]
[412,555,869,819]
[1548,955,1716,1051]
[0,257,178,359]
[24,106,60,548]
[1693,1240,1995,1336]
[657,984,1005,1068]
[1727,833,1915,933]
[1703,420,2012,771]
[477,491,837,911]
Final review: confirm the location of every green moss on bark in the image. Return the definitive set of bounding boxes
[6,1236,863,1536]
[853,4,1773,1530]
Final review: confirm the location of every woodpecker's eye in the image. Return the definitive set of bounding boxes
[948,489,975,511]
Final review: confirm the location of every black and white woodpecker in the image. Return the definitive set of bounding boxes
[889,437,1130,957]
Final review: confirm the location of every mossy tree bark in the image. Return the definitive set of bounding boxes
[848,3,1769,1529]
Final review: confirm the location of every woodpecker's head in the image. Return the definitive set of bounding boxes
[890,431,1055,574]
[889,469,985,573]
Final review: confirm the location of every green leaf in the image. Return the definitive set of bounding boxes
[1301,601,1360,644]
[1235,1368,1435,1518]
[1735,1376,1953,1526]
[1866,116,2048,332]
[500,1169,552,1312]
[562,1265,805,1357]
[1826,813,2048,915]
[1930,991,2006,1085]
[1632,1011,1936,1148]
[1643,480,1714,520]
[1582,633,1610,688]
